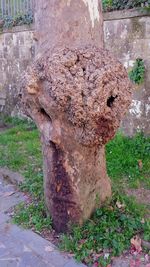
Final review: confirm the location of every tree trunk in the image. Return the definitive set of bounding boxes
[34,0,104,56]
[22,0,132,232]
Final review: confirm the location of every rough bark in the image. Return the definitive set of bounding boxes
[21,0,132,232]
[34,0,104,56]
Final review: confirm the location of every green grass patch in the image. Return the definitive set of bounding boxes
[13,201,52,232]
[0,116,51,232]
[60,193,150,266]
[0,116,150,265]
[106,132,150,189]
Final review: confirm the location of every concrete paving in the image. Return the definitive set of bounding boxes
[0,171,86,267]
[0,169,149,267]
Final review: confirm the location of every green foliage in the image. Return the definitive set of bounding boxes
[60,132,150,265]
[1,115,36,129]
[13,201,52,232]
[60,193,149,265]
[102,0,150,12]
[0,117,150,264]
[106,132,150,189]
[129,58,145,85]
[0,11,33,29]
[0,116,52,232]
[102,0,113,11]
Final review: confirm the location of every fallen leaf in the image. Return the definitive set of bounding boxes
[130,259,136,267]
[108,206,114,211]
[138,160,143,170]
[145,254,149,262]
[135,258,141,267]
[141,218,145,224]
[130,235,142,253]
[116,201,125,209]
[92,263,98,267]
[45,245,54,252]
[68,253,75,257]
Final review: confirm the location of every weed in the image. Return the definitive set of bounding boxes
[60,193,149,265]
[1,11,34,30]
[102,0,150,12]
[129,58,145,85]
[13,200,52,232]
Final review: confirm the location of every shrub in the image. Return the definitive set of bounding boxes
[103,0,150,12]
[129,58,145,85]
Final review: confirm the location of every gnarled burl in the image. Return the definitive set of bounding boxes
[21,0,132,232]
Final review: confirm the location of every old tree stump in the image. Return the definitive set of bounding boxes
[21,0,132,232]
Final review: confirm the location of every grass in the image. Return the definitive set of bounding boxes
[60,193,150,266]
[14,201,52,232]
[0,116,150,266]
[106,132,150,189]
[0,116,52,232]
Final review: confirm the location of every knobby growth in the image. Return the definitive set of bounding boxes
[21,46,132,231]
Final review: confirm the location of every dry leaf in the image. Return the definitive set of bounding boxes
[145,254,149,262]
[45,245,54,252]
[92,263,98,267]
[138,160,143,170]
[130,235,142,253]
[141,218,145,224]
[116,201,125,209]
[130,258,141,267]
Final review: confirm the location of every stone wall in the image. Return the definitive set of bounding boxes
[0,9,150,135]
[0,25,34,115]
[104,9,150,135]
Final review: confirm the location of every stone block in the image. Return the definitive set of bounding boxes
[64,259,87,267]
[0,99,5,106]
[0,213,9,225]
[4,34,13,46]
[0,192,25,213]
[0,26,34,114]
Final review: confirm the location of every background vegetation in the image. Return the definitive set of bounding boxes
[0,0,34,29]
[102,0,150,12]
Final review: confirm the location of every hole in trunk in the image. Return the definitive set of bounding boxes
[107,95,118,108]
[39,108,52,122]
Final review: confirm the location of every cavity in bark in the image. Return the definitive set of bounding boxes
[107,95,118,108]
[49,141,77,232]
